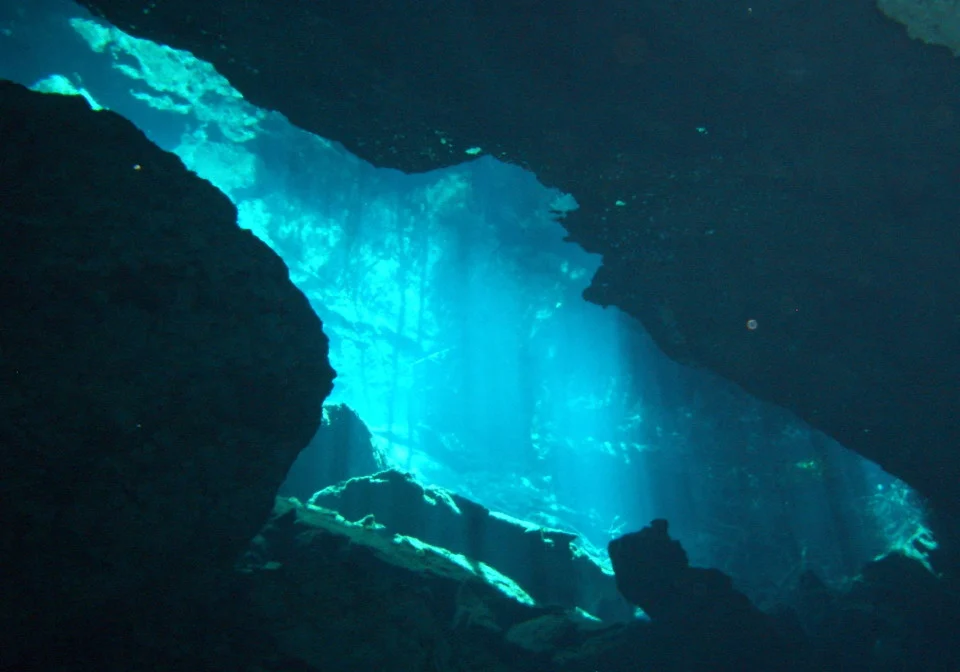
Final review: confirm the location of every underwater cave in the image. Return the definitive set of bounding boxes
[0,0,932,615]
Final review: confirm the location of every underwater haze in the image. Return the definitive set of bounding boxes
[0,0,931,608]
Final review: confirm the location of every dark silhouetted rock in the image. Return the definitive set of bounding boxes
[609,519,808,670]
[0,80,334,667]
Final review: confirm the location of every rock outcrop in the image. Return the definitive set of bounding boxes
[0,80,335,666]
[605,520,960,671]
[310,469,633,621]
[242,498,550,671]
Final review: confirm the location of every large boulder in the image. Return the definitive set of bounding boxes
[0,80,334,664]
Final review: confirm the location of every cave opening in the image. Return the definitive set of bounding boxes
[1,0,932,610]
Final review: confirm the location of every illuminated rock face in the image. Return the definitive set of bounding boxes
[72,0,960,524]
[877,0,960,55]
[0,80,334,663]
